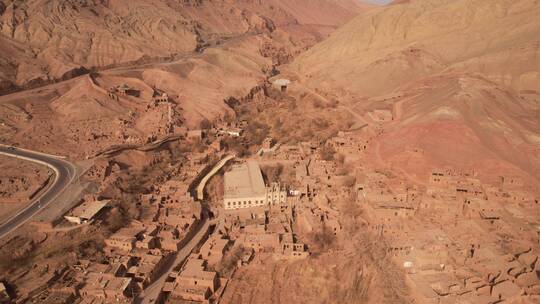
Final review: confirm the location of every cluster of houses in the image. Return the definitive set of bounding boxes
[107,84,171,104]
[219,161,309,260]
[355,162,540,304]
[15,76,540,304]
[164,256,223,303]
[29,147,219,303]
[37,190,202,303]
[246,99,540,304]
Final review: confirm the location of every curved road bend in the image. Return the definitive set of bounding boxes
[197,154,235,201]
[0,146,76,240]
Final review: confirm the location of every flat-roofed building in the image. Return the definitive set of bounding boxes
[266,182,287,206]
[64,200,110,224]
[224,161,268,210]
[218,127,243,137]
[282,242,309,259]
[126,253,165,288]
[273,78,291,92]
[176,259,218,292]
[187,129,203,140]
[200,236,230,265]
[170,258,219,302]
[223,161,287,210]
[241,233,280,252]
[79,272,134,302]
[105,222,156,252]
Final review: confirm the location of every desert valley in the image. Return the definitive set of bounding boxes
[0,0,539,303]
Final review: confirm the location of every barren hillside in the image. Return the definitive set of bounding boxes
[0,0,363,93]
[0,0,370,159]
[290,0,540,181]
[294,0,540,94]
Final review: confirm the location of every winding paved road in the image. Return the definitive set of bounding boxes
[0,145,77,239]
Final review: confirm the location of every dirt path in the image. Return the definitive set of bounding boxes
[365,93,428,187]
[293,82,371,128]
[197,154,235,200]
[391,93,422,122]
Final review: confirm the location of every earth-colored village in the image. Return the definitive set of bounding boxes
[2,77,539,304]
[0,1,539,304]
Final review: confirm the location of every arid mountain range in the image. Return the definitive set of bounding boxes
[0,0,539,303]
[0,0,364,91]
[0,0,369,157]
[1,0,538,202]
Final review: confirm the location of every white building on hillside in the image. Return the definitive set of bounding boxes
[223,161,286,210]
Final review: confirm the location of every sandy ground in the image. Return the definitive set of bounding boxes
[0,203,24,225]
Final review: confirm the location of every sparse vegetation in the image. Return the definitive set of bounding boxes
[261,163,283,184]
[227,82,351,146]
[244,120,270,146]
[217,246,248,276]
[341,194,364,235]
[0,227,105,275]
[336,153,345,165]
[199,118,213,130]
[223,112,235,124]
[222,137,249,157]
[327,99,339,108]
[319,144,336,161]
[205,173,224,209]
[196,138,209,153]
[309,224,336,251]
[104,207,129,232]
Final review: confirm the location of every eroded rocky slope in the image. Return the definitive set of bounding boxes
[0,0,363,92]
